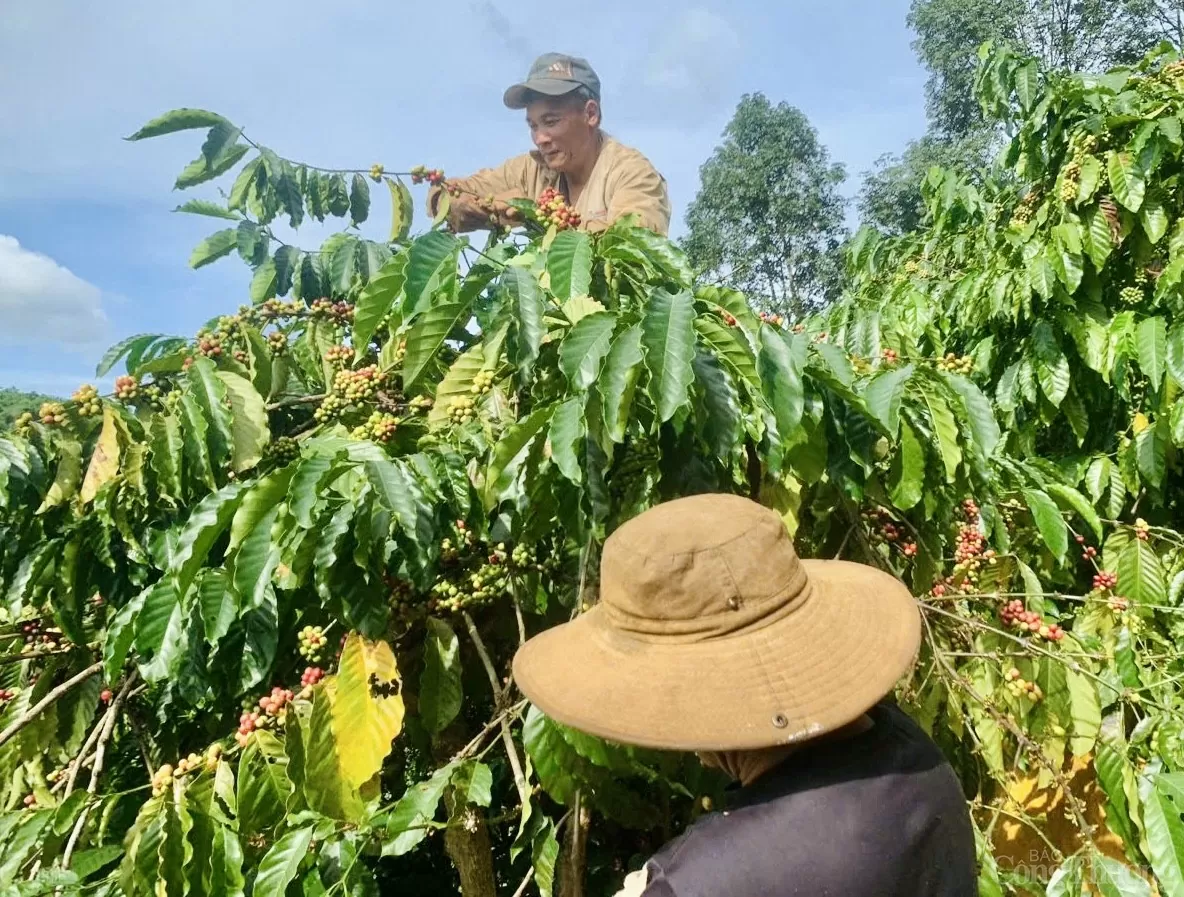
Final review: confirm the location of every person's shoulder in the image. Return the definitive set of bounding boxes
[602,137,664,179]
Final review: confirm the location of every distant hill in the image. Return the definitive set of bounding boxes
[0,387,59,430]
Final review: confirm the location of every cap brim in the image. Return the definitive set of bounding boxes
[512,560,922,752]
[504,78,582,109]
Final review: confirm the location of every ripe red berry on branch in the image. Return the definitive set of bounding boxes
[1093,571,1118,591]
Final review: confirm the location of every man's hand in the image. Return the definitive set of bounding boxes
[438,185,527,233]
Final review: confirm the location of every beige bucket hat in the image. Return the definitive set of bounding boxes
[512,493,922,752]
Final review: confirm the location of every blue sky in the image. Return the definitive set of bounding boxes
[0,0,927,396]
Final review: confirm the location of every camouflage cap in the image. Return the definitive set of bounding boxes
[503,53,601,109]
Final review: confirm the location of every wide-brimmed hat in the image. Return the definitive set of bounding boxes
[512,493,922,752]
[504,53,601,109]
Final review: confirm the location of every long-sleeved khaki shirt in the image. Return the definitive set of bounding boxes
[429,135,671,236]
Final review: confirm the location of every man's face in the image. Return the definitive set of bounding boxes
[526,94,600,172]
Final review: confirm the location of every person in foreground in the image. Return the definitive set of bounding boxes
[512,493,977,896]
[428,52,671,236]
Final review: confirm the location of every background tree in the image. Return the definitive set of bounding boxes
[857,132,995,235]
[682,93,847,318]
[907,0,1153,140]
[1125,0,1184,47]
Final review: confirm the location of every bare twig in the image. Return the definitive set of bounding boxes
[0,662,103,749]
[462,612,530,809]
[450,699,528,764]
[514,598,527,648]
[62,674,136,869]
[266,393,326,411]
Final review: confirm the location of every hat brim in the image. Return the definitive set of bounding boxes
[512,560,922,752]
[504,78,583,109]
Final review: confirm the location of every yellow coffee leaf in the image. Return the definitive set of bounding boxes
[562,296,605,325]
[1133,412,1150,434]
[81,406,121,504]
[330,633,405,788]
[761,473,802,537]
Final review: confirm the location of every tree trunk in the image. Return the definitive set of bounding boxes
[434,724,497,897]
[443,790,497,897]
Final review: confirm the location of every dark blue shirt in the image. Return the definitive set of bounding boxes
[641,702,977,896]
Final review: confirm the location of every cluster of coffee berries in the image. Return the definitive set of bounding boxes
[608,439,660,503]
[23,794,38,808]
[1109,595,1131,613]
[300,666,324,689]
[268,331,289,356]
[387,576,423,625]
[333,365,384,402]
[313,394,347,423]
[324,344,354,367]
[299,625,328,662]
[236,687,295,746]
[431,560,510,614]
[1120,285,1145,306]
[792,323,806,334]
[881,348,899,364]
[536,187,581,230]
[195,332,224,358]
[266,436,300,465]
[369,163,384,181]
[954,524,990,565]
[863,507,904,543]
[175,744,221,778]
[39,402,66,426]
[1004,667,1044,702]
[1061,158,1082,204]
[151,764,176,797]
[259,299,304,319]
[1074,534,1097,561]
[937,352,974,375]
[1134,518,1151,541]
[19,620,63,653]
[904,259,921,275]
[308,299,354,322]
[440,521,476,561]
[352,412,400,443]
[1160,60,1184,88]
[471,370,495,395]
[72,384,101,417]
[1000,600,1064,641]
[410,165,445,186]
[0,687,16,703]
[13,411,34,433]
[758,311,784,327]
[1010,191,1040,228]
[1093,571,1119,591]
[408,394,433,413]
[113,375,139,401]
[448,396,477,424]
[429,528,550,615]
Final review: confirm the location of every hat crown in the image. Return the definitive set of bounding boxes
[599,494,810,642]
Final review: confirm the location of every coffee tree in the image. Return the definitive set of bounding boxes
[836,41,1184,896]
[2,43,1184,897]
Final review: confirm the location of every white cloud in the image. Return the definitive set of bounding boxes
[0,235,109,347]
